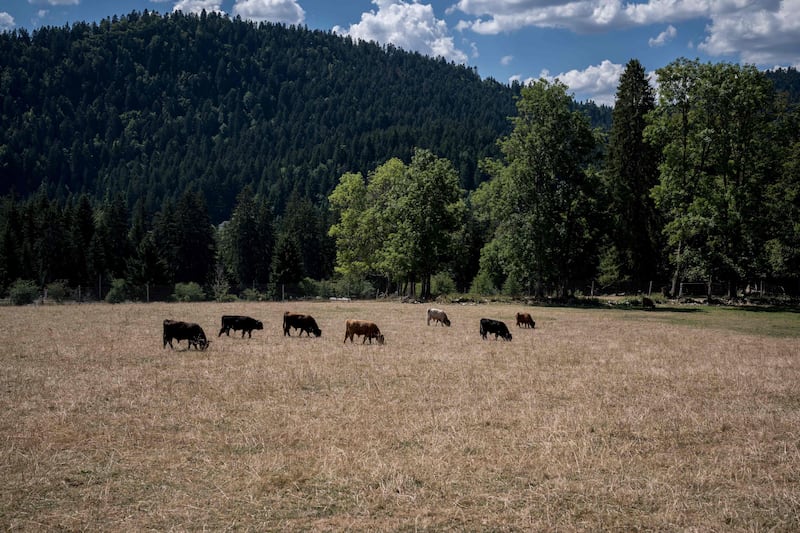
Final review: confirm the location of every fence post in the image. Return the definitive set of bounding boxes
[648,281,652,296]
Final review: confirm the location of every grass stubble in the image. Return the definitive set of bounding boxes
[0,301,798,530]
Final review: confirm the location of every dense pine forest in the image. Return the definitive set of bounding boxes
[0,11,798,302]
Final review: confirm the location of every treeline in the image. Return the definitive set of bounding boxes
[0,11,798,301]
[0,185,333,301]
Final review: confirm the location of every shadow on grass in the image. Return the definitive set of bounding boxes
[722,305,800,314]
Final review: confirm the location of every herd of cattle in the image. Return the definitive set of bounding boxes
[162,308,535,351]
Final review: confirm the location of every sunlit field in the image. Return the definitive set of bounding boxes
[1,300,798,530]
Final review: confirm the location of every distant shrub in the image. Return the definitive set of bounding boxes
[9,279,39,305]
[469,270,497,296]
[173,282,206,302]
[46,280,68,303]
[241,288,263,301]
[105,278,130,304]
[431,272,456,297]
[501,273,523,297]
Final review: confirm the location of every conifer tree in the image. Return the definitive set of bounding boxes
[602,59,662,289]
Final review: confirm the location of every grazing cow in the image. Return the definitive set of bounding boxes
[283,312,322,337]
[344,319,384,344]
[218,315,263,338]
[515,312,535,329]
[480,318,512,341]
[426,308,451,327]
[163,319,209,350]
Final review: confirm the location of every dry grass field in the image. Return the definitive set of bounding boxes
[1,300,799,531]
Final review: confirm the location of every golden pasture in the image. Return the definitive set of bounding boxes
[1,301,798,530]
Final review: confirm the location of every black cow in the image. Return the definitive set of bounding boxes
[163,319,209,350]
[219,315,263,338]
[283,312,322,337]
[480,318,512,341]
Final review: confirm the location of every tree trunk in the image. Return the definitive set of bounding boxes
[670,241,682,298]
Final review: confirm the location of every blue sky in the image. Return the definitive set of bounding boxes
[2,0,799,105]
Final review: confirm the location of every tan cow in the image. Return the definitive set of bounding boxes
[344,319,385,344]
[515,312,535,328]
[426,307,451,326]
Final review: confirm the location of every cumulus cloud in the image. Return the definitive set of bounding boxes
[453,0,799,68]
[699,1,800,66]
[333,0,468,64]
[172,0,225,15]
[500,54,513,66]
[648,24,676,47]
[535,59,623,106]
[0,12,15,32]
[232,0,305,25]
[28,0,80,5]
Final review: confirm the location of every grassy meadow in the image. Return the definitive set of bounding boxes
[1,300,798,530]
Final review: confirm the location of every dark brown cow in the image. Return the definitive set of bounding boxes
[426,307,451,326]
[163,319,209,350]
[219,315,263,337]
[515,312,535,328]
[344,319,384,344]
[283,312,322,337]
[480,318,512,341]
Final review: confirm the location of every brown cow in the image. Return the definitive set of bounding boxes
[426,307,451,326]
[344,319,384,344]
[515,312,535,328]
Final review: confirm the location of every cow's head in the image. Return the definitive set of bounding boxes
[313,328,322,337]
[376,334,385,345]
[255,320,264,330]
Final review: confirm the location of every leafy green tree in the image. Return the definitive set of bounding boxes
[647,59,775,297]
[329,149,464,299]
[764,101,800,285]
[603,59,662,288]
[328,171,376,281]
[476,79,600,297]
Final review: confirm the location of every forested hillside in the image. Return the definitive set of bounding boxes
[2,10,521,219]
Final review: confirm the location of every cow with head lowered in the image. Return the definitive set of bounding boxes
[283,312,322,337]
[163,319,209,350]
[426,308,451,326]
[344,319,384,344]
[515,312,535,329]
[219,315,263,338]
[480,318,512,341]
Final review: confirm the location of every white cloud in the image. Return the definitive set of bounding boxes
[699,0,800,66]
[500,54,513,66]
[0,12,15,32]
[535,59,623,105]
[453,0,799,68]
[333,0,468,64]
[27,0,80,5]
[232,0,305,25]
[648,24,676,47]
[172,0,225,15]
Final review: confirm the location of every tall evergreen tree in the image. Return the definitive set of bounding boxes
[221,186,274,289]
[602,59,662,289]
[172,189,216,284]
